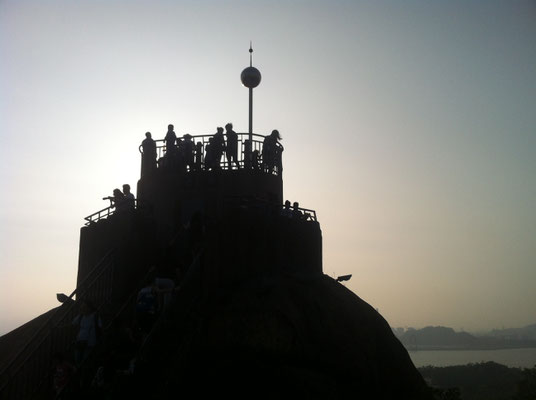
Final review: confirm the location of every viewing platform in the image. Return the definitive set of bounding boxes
[83,129,318,230]
[136,129,288,225]
[84,198,317,225]
[140,132,283,175]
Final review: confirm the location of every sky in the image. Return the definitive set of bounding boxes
[1,0,535,335]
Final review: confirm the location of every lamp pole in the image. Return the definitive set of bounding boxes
[240,43,261,143]
[249,86,253,140]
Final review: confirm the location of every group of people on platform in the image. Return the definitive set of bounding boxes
[281,200,312,221]
[140,124,283,175]
[103,184,136,213]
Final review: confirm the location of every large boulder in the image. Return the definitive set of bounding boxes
[143,273,431,399]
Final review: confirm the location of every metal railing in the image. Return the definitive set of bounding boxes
[293,206,317,222]
[118,249,205,394]
[0,249,116,400]
[84,200,138,226]
[54,265,158,399]
[57,229,205,398]
[223,196,318,222]
[84,206,114,225]
[84,196,316,228]
[139,132,283,175]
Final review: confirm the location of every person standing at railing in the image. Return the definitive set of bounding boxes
[123,184,135,209]
[281,200,292,218]
[243,139,252,169]
[182,134,195,171]
[252,149,260,169]
[273,130,284,174]
[262,129,282,173]
[175,136,187,173]
[103,189,127,213]
[262,135,271,172]
[225,123,240,169]
[164,124,177,157]
[212,127,225,169]
[194,141,203,170]
[113,189,127,213]
[141,132,157,177]
[292,201,303,220]
[205,138,214,170]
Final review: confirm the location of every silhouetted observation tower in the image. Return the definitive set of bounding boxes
[0,46,431,400]
[78,45,321,293]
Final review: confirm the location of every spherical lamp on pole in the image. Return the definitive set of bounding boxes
[241,44,261,143]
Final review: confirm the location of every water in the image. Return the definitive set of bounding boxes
[408,348,536,368]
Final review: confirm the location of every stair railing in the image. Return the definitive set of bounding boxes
[52,264,158,399]
[0,248,117,400]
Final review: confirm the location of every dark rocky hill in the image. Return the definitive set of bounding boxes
[122,272,432,399]
[0,307,59,373]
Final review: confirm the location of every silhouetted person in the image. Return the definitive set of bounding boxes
[136,281,158,336]
[272,130,284,174]
[72,300,102,366]
[141,132,157,177]
[252,150,260,170]
[113,188,127,213]
[154,276,175,309]
[292,201,303,219]
[182,134,194,170]
[225,123,239,169]
[212,127,225,169]
[262,130,282,173]
[281,200,292,218]
[204,138,214,170]
[51,352,74,395]
[194,141,203,170]
[164,124,177,157]
[104,189,127,213]
[243,139,252,169]
[262,134,272,172]
[122,184,135,209]
[262,129,282,174]
[99,319,140,383]
[175,136,187,173]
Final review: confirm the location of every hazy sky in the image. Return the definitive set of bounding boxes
[1,0,535,335]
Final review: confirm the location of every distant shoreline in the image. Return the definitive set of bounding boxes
[408,347,536,369]
[406,345,536,352]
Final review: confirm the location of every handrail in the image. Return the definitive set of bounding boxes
[125,249,205,380]
[0,248,115,377]
[0,249,117,399]
[139,132,283,175]
[84,205,114,225]
[57,242,205,397]
[84,200,138,225]
[294,207,317,222]
[223,196,318,222]
[54,265,158,399]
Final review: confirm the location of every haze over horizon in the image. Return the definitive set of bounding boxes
[1,0,535,335]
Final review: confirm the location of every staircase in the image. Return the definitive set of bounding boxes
[0,249,117,400]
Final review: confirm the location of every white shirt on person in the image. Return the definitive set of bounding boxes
[73,313,102,346]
